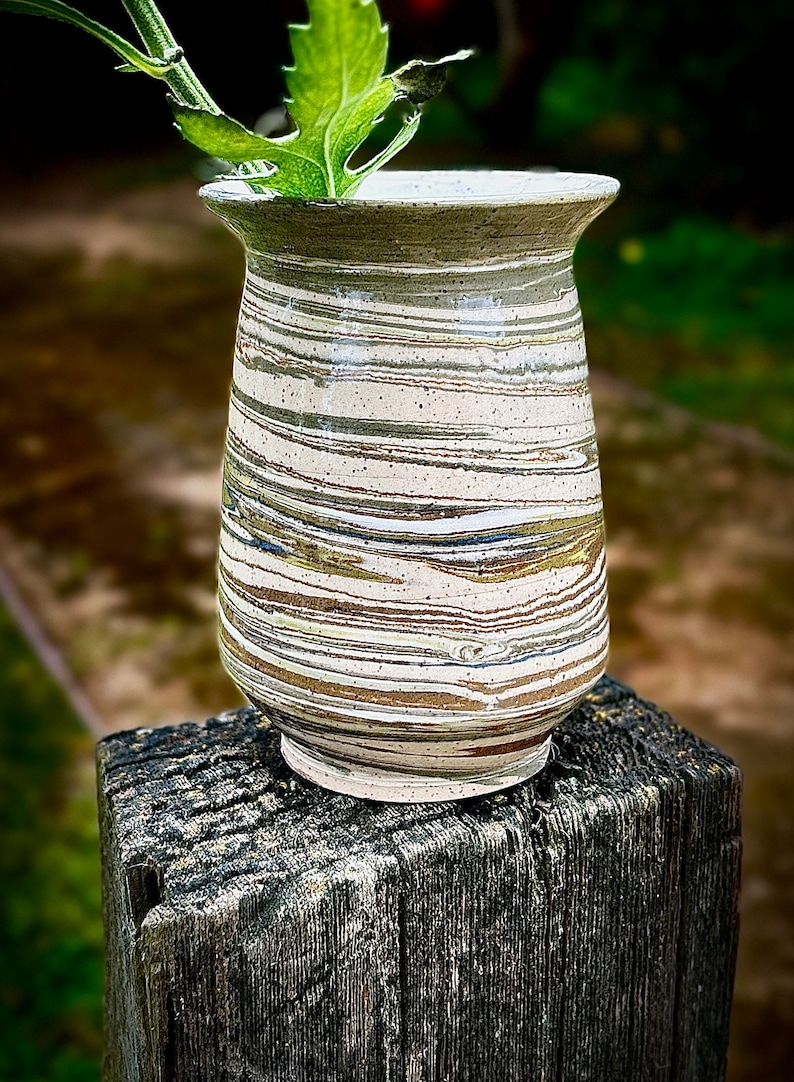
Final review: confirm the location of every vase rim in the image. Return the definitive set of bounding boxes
[200,169,620,209]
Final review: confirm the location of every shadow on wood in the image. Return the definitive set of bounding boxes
[97,676,741,1082]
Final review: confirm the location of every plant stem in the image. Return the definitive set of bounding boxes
[120,0,218,111]
[120,0,263,181]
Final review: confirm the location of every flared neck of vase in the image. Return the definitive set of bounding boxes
[200,170,619,267]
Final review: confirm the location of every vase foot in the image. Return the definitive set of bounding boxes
[280,733,553,804]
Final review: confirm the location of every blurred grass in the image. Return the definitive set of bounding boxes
[577,216,794,449]
[0,602,102,1082]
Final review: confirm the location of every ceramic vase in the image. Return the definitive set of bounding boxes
[201,170,619,802]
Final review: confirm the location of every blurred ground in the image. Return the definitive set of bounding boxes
[1,165,792,1079]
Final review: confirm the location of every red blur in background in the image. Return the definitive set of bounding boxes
[407,0,452,19]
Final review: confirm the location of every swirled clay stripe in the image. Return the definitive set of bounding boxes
[241,264,583,340]
[223,442,600,515]
[216,631,607,725]
[217,582,608,693]
[221,498,605,583]
[218,615,608,733]
[219,520,608,628]
[279,723,554,776]
[217,549,608,641]
[236,281,589,388]
[217,550,608,712]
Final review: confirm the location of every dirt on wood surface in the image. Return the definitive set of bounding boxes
[0,164,792,1079]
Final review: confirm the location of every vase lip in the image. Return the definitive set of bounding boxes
[200,169,620,209]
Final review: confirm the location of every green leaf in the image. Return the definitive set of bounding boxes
[237,1,472,197]
[168,102,343,197]
[0,0,180,78]
[279,0,396,196]
[168,103,279,164]
[176,0,423,200]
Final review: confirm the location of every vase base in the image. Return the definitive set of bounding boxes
[280,733,553,804]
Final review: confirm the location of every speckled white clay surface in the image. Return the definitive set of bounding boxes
[280,732,554,803]
[202,170,619,802]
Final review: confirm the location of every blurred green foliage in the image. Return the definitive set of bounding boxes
[530,0,790,223]
[585,220,794,348]
[576,217,794,448]
[0,604,103,1082]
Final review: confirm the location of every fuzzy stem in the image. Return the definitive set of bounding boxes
[120,0,218,110]
[121,0,270,181]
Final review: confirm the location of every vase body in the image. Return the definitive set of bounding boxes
[202,170,619,802]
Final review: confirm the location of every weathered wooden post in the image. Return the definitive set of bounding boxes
[98,676,741,1082]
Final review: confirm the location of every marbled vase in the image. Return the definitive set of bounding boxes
[201,170,619,802]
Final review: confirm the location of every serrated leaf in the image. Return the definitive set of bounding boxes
[169,104,278,164]
[169,102,341,197]
[281,0,394,195]
[182,0,422,199]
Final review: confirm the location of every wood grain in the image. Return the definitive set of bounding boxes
[98,675,741,1082]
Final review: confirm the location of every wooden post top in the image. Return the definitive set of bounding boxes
[97,675,740,922]
[98,676,741,1082]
